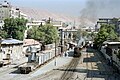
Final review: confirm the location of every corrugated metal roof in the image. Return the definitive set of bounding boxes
[1,39,23,44]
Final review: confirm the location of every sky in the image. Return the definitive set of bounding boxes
[1,0,120,23]
[4,0,87,17]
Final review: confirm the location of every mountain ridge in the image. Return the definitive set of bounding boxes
[19,7,79,22]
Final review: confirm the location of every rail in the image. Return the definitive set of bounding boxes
[83,47,114,80]
[60,57,80,80]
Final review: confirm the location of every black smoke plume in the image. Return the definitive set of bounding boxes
[80,0,120,25]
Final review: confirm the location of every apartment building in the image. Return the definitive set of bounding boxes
[0,1,28,28]
[0,1,11,24]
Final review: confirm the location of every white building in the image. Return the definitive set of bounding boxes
[0,38,24,64]
[0,1,11,27]
[10,7,28,19]
[26,20,45,29]
[0,1,28,27]
[52,21,63,29]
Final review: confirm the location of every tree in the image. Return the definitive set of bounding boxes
[27,24,59,44]
[0,30,7,38]
[94,27,109,47]
[2,18,27,40]
[94,24,118,47]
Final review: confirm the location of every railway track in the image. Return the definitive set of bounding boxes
[84,48,93,80]
[83,48,109,80]
[11,48,118,80]
[31,57,81,80]
[31,48,118,80]
[95,50,115,80]
[14,48,120,80]
[83,48,116,80]
[60,57,80,80]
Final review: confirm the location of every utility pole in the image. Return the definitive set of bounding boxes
[60,29,63,53]
[54,39,57,66]
[0,36,1,52]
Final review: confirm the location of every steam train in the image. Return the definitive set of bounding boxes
[73,38,86,57]
[73,47,82,57]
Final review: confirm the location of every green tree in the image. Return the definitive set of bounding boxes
[94,24,118,47]
[3,18,27,40]
[94,27,109,46]
[27,24,59,44]
[0,30,7,38]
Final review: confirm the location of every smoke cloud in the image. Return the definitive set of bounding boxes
[80,0,120,25]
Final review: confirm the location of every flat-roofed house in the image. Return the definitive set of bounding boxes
[0,38,23,64]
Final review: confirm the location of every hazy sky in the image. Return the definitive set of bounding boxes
[4,0,87,17]
[1,0,119,19]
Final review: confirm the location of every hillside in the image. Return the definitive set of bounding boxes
[19,7,77,22]
[19,7,94,27]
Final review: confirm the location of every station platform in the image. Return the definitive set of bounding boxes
[29,49,74,79]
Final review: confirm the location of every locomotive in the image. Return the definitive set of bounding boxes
[73,46,81,57]
[73,38,85,57]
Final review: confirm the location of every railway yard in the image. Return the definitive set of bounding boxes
[0,48,120,80]
[1,1,120,80]
[32,48,120,80]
